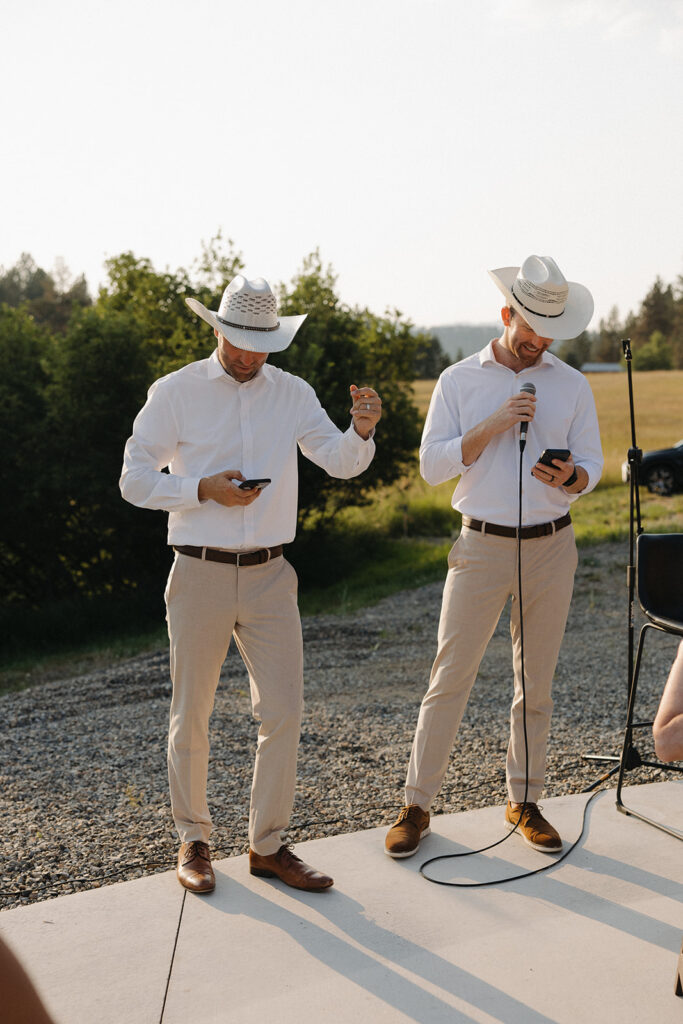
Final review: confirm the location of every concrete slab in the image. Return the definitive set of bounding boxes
[0,869,183,1024]
[1,781,681,1024]
[166,781,682,1024]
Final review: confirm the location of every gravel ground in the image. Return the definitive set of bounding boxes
[1,540,679,911]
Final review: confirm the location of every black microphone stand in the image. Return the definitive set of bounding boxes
[582,339,672,788]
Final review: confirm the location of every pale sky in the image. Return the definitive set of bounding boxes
[3,0,682,329]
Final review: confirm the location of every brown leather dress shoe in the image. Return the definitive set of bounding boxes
[249,845,333,891]
[177,840,215,893]
[505,802,562,853]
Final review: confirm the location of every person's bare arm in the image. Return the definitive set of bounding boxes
[0,936,56,1024]
[461,392,536,466]
[653,643,683,762]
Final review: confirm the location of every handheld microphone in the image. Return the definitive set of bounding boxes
[519,382,536,452]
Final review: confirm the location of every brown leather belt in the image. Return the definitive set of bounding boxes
[174,544,283,566]
[462,512,571,540]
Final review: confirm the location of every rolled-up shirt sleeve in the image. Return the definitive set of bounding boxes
[297,380,375,478]
[567,375,604,494]
[119,379,202,511]
[419,374,467,485]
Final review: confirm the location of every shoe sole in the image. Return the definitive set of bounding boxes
[505,820,562,854]
[177,876,215,893]
[249,867,333,891]
[384,826,431,859]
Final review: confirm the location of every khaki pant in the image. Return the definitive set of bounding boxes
[405,524,578,809]
[165,552,303,855]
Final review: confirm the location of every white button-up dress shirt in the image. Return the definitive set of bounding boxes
[120,351,375,549]
[420,342,603,528]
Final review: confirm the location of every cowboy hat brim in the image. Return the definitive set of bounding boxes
[488,267,594,341]
[185,297,306,353]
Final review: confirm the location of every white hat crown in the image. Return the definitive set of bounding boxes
[511,256,569,319]
[185,274,307,353]
[217,276,280,332]
[487,255,594,341]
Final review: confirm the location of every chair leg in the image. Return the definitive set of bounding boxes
[615,621,683,840]
[676,938,683,997]
[616,623,650,808]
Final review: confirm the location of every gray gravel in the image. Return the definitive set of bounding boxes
[1,541,679,911]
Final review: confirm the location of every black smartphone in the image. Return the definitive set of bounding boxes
[237,478,271,490]
[537,449,570,467]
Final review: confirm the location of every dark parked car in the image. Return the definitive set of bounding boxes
[622,440,683,495]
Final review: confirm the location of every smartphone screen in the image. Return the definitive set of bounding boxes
[537,449,570,467]
[238,478,271,490]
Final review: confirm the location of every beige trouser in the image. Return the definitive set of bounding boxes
[165,551,303,855]
[405,524,578,809]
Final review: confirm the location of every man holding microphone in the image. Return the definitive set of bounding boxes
[385,255,603,857]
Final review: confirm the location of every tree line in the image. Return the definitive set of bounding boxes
[0,238,443,655]
[556,273,683,370]
[1,241,679,656]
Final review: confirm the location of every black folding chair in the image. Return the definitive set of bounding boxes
[616,532,683,839]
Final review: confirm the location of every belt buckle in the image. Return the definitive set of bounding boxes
[235,552,243,567]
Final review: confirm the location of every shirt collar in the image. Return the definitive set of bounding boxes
[479,340,498,366]
[206,348,269,386]
[480,339,554,371]
[207,350,227,379]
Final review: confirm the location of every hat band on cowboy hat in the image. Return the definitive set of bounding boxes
[215,313,281,333]
[488,255,594,341]
[510,282,567,319]
[185,274,306,354]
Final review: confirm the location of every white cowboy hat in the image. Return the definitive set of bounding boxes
[185,275,306,353]
[488,255,594,341]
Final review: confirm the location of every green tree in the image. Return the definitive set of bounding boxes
[273,251,421,525]
[631,330,673,371]
[672,273,683,369]
[96,232,244,378]
[557,331,592,370]
[630,277,675,351]
[45,306,160,599]
[0,240,427,646]
[0,253,91,334]
[595,305,623,363]
[0,305,65,605]
[413,332,450,378]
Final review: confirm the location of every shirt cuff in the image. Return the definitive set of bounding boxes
[574,462,601,495]
[448,436,466,474]
[348,423,375,444]
[183,476,204,507]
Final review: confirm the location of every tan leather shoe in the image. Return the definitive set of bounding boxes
[385,805,430,858]
[177,840,215,892]
[249,845,333,891]
[505,801,562,853]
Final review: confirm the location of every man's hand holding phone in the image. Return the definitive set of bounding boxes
[198,470,268,507]
[531,449,575,489]
[234,478,271,491]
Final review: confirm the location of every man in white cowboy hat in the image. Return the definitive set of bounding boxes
[120,274,381,893]
[385,255,603,857]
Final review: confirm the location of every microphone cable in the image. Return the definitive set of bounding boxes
[419,441,603,888]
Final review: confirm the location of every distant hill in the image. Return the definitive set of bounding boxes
[424,324,499,361]
[424,323,566,364]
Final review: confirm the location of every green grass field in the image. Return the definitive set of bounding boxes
[354,369,683,537]
[299,369,683,610]
[2,369,681,688]
[413,369,683,484]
